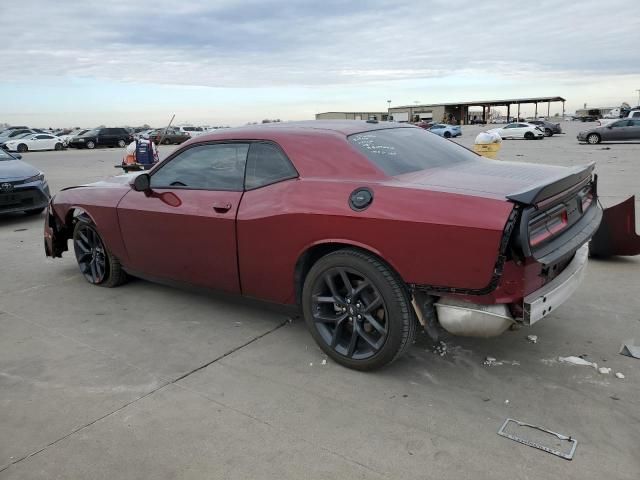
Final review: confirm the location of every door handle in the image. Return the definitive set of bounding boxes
[212,202,232,213]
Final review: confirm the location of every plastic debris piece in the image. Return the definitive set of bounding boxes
[309,362,313,366]
[527,335,538,344]
[484,356,503,366]
[598,367,612,375]
[615,372,625,379]
[321,359,327,365]
[620,342,640,359]
[558,356,597,368]
[504,399,510,404]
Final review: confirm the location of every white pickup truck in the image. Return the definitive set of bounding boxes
[599,108,640,126]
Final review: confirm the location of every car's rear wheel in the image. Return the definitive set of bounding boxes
[117,139,126,148]
[86,141,96,149]
[587,133,601,144]
[444,131,452,138]
[524,131,534,140]
[17,144,28,153]
[54,142,63,151]
[302,249,417,371]
[73,220,127,287]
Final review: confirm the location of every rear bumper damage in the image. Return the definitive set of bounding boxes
[432,244,589,337]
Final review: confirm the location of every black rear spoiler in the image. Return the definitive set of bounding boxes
[506,162,595,205]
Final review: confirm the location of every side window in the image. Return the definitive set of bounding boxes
[631,112,640,118]
[611,120,629,128]
[245,142,297,190]
[36,134,50,139]
[151,143,249,191]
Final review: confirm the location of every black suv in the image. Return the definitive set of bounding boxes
[67,128,133,149]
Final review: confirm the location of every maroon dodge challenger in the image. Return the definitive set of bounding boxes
[44,121,602,370]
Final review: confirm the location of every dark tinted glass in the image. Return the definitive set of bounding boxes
[245,142,297,189]
[151,143,249,190]
[349,127,474,176]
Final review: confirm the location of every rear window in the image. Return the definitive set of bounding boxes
[348,127,475,176]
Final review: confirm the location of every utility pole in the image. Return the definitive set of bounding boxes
[636,89,640,106]
[387,100,391,120]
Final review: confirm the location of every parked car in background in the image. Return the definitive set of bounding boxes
[177,126,205,137]
[0,126,29,136]
[67,128,133,149]
[0,148,50,215]
[488,123,544,140]
[147,128,190,145]
[45,121,601,371]
[0,129,41,143]
[429,123,461,138]
[2,134,65,152]
[528,120,562,136]
[59,129,91,145]
[598,108,640,127]
[415,120,435,130]
[577,119,640,144]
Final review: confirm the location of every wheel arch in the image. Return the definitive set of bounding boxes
[293,240,403,305]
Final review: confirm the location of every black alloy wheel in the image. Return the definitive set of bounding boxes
[544,128,552,137]
[444,131,452,138]
[302,249,416,370]
[54,143,63,150]
[74,223,108,284]
[17,144,28,153]
[524,131,534,140]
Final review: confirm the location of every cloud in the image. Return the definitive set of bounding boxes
[2,0,639,89]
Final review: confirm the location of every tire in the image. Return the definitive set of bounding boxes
[587,133,601,145]
[163,138,171,145]
[544,128,552,137]
[117,139,126,148]
[524,131,534,140]
[86,141,96,149]
[73,220,127,287]
[302,248,417,371]
[25,207,45,215]
[17,144,28,153]
[443,131,452,138]
[54,143,63,151]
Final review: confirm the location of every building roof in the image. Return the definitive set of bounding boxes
[392,96,566,109]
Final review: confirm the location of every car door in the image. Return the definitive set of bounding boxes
[605,120,632,141]
[117,142,249,293]
[35,134,55,150]
[629,119,640,140]
[500,124,515,138]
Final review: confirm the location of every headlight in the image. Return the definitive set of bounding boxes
[23,173,45,183]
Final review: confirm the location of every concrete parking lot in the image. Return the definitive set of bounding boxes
[1,122,639,479]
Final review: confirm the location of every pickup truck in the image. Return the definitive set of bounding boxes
[598,108,640,126]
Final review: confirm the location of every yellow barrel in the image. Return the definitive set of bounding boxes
[473,143,502,159]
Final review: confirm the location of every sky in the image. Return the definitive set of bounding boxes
[1,0,639,127]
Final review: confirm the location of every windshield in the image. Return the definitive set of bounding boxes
[348,127,476,176]
[0,149,17,161]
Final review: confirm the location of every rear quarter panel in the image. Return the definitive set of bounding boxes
[237,178,513,304]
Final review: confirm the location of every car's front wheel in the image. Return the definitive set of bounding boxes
[302,248,417,371]
[587,133,601,144]
[117,139,127,148]
[73,219,127,287]
[85,141,96,149]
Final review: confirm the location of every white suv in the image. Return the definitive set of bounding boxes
[177,126,205,138]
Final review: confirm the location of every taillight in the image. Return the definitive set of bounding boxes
[529,207,568,246]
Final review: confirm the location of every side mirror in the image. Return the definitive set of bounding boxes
[132,173,151,192]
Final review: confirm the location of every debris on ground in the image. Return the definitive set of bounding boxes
[234,322,242,327]
[497,418,577,461]
[433,341,447,357]
[610,395,620,400]
[600,147,611,150]
[309,362,313,366]
[558,356,597,368]
[615,372,625,379]
[321,359,327,365]
[620,341,640,359]
[13,228,28,232]
[483,356,503,366]
[504,399,510,405]
[598,367,612,375]
[527,335,538,344]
